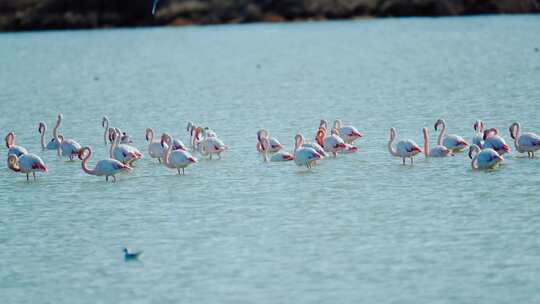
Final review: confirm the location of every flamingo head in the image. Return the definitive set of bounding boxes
[145,128,153,141]
[78,147,89,160]
[468,145,480,159]
[38,122,46,134]
[389,128,396,141]
[102,116,108,128]
[434,119,444,131]
[319,119,328,130]
[7,155,20,172]
[160,133,170,146]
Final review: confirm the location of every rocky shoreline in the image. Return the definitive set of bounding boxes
[1,0,539,32]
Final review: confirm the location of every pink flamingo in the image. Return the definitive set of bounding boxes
[388,128,422,165]
[161,133,198,174]
[482,128,511,155]
[7,153,47,180]
[509,122,540,158]
[79,146,131,182]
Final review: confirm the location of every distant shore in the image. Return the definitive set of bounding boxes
[1,0,539,32]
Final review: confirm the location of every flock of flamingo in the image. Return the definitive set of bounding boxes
[4,114,540,182]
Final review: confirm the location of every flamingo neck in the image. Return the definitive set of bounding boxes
[110,131,118,158]
[81,149,96,175]
[103,119,109,144]
[163,137,174,168]
[39,124,46,150]
[437,121,445,146]
[423,128,429,157]
[53,117,62,157]
[388,131,398,156]
[471,154,479,169]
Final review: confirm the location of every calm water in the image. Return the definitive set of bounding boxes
[1,15,540,303]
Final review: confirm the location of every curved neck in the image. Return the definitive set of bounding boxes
[81,149,96,175]
[388,130,398,156]
[423,128,429,157]
[110,131,119,158]
[437,122,445,146]
[147,129,154,143]
[53,117,62,156]
[294,135,304,152]
[163,137,173,168]
[103,119,109,144]
[39,123,46,150]
[471,154,479,169]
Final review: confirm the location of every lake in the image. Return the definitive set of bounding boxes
[1,15,539,303]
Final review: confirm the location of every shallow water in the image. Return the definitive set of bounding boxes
[1,15,540,303]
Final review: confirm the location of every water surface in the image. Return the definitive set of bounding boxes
[1,15,540,303]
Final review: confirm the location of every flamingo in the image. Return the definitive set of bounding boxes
[145,128,168,163]
[482,128,511,155]
[5,132,27,157]
[161,133,197,174]
[255,129,283,153]
[257,130,293,162]
[294,134,322,168]
[110,129,143,166]
[295,133,327,157]
[434,119,469,152]
[422,127,452,157]
[196,128,228,160]
[472,120,485,147]
[38,122,63,150]
[256,129,283,157]
[53,114,82,161]
[7,153,47,180]
[332,119,363,144]
[469,145,503,170]
[509,122,540,158]
[315,127,347,157]
[388,128,422,165]
[79,146,131,182]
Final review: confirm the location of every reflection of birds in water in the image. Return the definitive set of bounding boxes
[152,0,159,15]
[123,248,142,260]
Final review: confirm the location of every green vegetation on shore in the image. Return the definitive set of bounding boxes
[1,0,539,31]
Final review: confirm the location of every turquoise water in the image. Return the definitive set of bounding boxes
[1,15,540,303]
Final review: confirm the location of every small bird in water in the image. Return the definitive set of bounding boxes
[123,248,142,260]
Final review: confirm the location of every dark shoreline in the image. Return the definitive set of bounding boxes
[1,0,539,33]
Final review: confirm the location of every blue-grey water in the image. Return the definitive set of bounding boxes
[1,15,540,303]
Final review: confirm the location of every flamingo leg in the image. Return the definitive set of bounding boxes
[210,154,213,160]
[112,175,117,183]
[158,158,161,164]
[106,176,109,182]
[26,173,29,181]
[411,157,414,164]
[177,168,181,175]
[182,168,185,175]
[402,158,405,165]
[33,172,36,180]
